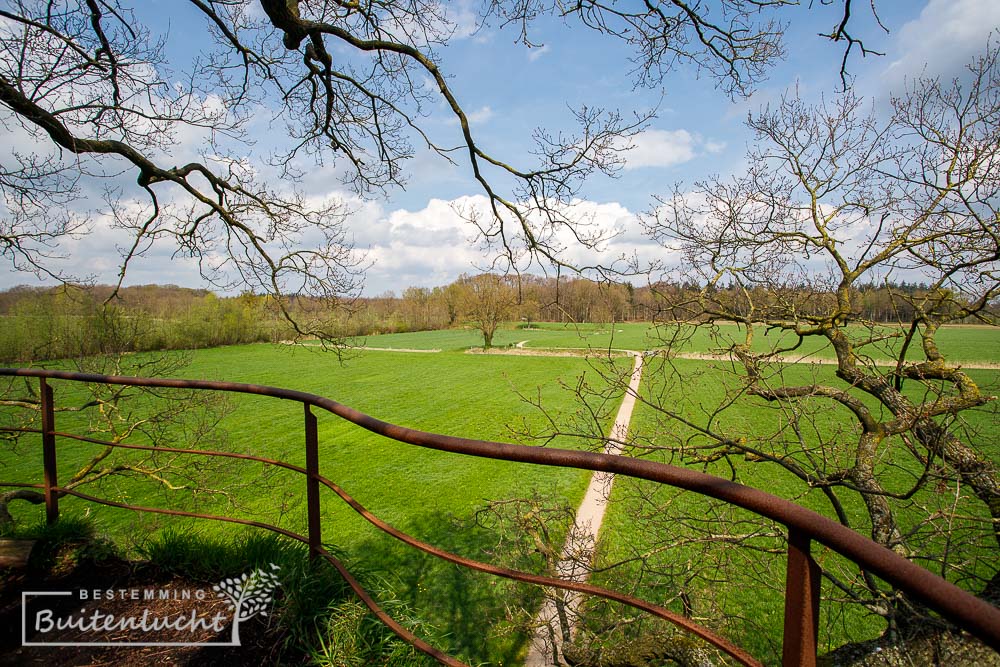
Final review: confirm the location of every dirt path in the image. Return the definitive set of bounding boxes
[293,343,443,353]
[523,352,644,667]
[353,346,442,353]
[472,346,1000,370]
[669,351,1000,370]
[292,338,999,369]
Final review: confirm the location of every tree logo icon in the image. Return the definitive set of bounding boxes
[212,563,281,645]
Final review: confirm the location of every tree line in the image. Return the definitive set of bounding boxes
[0,284,283,363]
[0,277,983,363]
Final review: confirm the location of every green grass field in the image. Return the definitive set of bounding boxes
[2,343,627,664]
[2,323,998,664]
[512,321,1000,364]
[338,321,1000,365]
[348,327,527,350]
[592,357,999,660]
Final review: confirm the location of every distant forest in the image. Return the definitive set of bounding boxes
[0,276,972,363]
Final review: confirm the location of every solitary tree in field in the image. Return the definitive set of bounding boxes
[458,273,517,349]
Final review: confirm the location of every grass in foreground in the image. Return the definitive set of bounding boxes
[2,343,628,664]
[590,357,999,662]
[3,327,997,664]
[3,518,437,666]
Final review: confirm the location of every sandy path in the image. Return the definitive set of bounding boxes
[523,352,644,667]
[353,346,442,353]
[292,343,442,353]
[294,338,998,369]
[472,346,1000,370]
[287,335,994,663]
[669,351,1000,370]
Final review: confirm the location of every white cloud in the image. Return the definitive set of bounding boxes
[0,187,679,296]
[443,0,481,40]
[620,129,725,169]
[705,140,727,154]
[444,105,493,127]
[359,196,485,292]
[383,197,476,248]
[623,129,697,169]
[29,206,209,288]
[548,199,673,271]
[352,195,677,294]
[466,105,494,125]
[883,0,1000,85]
[527,44,551,62]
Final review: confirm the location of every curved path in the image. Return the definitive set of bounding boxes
[300,335,996,664]
[477,344,1000,370]
[524,351,644,667]
[303,335,649,665]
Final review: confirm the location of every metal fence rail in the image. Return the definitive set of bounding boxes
[2,367,999,666]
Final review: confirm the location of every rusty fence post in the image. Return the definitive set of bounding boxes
[304,403,321,560]
[40,378,59,525]
[782,527,821,667]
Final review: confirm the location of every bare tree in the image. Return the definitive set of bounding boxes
[503,39,1000,662]
[0,306,253,526]
[485,0,787,99]
[458,272,518,349]
[613,41,999,654]
[0,0,630,312]
[0,0,893,315]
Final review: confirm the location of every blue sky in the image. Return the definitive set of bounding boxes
[3,0,999,295]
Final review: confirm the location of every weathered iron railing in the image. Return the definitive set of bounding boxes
[2,367,999,666]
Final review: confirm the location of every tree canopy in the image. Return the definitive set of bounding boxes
[544,37,1000,658]
[0,0,888,326]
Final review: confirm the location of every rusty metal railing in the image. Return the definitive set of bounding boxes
[2,368,999,665]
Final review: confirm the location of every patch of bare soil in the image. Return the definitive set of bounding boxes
[0,556,287,666]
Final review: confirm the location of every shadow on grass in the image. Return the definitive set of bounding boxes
[349,508,557,667]
[139,527,449,666]
[3,516,447,666]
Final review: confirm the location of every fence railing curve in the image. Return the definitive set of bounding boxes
[1,367,999,667]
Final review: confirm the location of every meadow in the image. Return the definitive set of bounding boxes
[2,342,626,664]
[2,323,998,664]
[513,321,1000,364]
[592,357,999,659]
